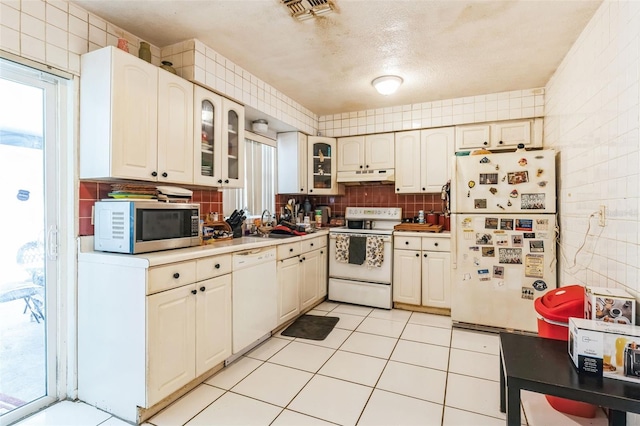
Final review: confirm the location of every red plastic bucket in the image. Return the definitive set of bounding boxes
[534,285,598,418]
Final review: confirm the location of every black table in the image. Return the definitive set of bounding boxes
[499,332,640,426]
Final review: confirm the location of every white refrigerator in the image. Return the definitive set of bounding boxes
[450,149,557,332]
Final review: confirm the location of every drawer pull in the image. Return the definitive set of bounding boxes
[299,257,303,263]
[434,242,439,247]
[191,289,197,295]
[424,253,428,258]
[173,272,180,279]
[215,263,221,269]
[405,241,409,245]
[310,243,314,247]
[415,253,419,257]
[290,248,294,252]
[200,286,205,292]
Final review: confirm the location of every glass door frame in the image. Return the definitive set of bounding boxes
[0,54,74,425]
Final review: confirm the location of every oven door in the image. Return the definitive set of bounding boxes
[329,233,393,283]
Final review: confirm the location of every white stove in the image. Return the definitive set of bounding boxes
[328,207,402,309]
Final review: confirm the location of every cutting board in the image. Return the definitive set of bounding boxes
[394,223,443,233]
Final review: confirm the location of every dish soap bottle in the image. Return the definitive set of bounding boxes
[303,197,312,215]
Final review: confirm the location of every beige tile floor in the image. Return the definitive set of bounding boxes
[14,302,610,426]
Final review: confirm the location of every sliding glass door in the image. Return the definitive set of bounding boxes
[0,58,61,421]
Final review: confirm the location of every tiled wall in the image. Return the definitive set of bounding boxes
[545,0,640,301]
[318,89,545,137]
[160,39,317,136]
[0,0,164,74]
[545,5,640,422]
[276,186,445,223]
[78,181,222,236]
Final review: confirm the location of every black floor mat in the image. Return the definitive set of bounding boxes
[280,315,340,340]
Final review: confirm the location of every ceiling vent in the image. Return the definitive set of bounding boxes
[282,0,335,21]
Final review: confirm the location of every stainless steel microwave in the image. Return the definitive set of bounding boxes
[94,201,200,254]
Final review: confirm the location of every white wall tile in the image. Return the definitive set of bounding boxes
[21,33,46,61]
[1,2,20,29]
[46,2,67,30]
[0,25,20,53]
[21,12,45,40]
[22,0,45,20]
[46,42,67,68]
[68,14,87,38]
[46,23,66,48]
[88,24,105,46]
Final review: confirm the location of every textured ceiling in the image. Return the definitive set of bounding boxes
[72,0,602,117]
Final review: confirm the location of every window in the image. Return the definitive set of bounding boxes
[223,132,276,219]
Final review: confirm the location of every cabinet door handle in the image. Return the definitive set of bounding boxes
[173,272,180,279]
[289,248,293,252]
[200,286,206,292]
[302,257,306,261]
[191,289,197,295]
[365,165,369,168]
[483,141,488,146]
[434,242,439,247]
[415,253,419,257]
[299,257,303,263]
[422,187,426,191]
[309,189,313,193]
[151,171,158,177]
[359,165,363,169]
[498,140,504,145]
[217,179,223,184]
[320,250,324,254]
[405,241,409,245]
[396,188,400,192]
[300,188,304,192]
[310,243,314,247]
[423,253,428,258]
[215,263,221,269]
[162,172,168,178]
[224,179,229,184]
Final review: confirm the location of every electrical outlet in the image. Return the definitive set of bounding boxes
[598,205,605,227]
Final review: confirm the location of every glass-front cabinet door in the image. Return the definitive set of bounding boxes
[307,136,342,195]
[193,86,222,186]
[221,98,244,188]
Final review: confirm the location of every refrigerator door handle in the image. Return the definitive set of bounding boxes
[451,214,457,269]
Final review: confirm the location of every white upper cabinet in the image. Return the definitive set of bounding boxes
[308,136,343,195]
[337,133,394,172]
[80,46,195,184]
[221,98,245,188]
[193,86,223,186]
[157,71,194,184]
[455,118,542,151]
[277,132,308,194]
[394,128,454,194]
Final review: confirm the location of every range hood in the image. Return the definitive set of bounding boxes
[337,169,395,184]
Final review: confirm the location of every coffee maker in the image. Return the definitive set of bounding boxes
[624,342,640,377]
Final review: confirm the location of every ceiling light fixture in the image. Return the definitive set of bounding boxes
[282,0,335,21]
[372,75,403,95]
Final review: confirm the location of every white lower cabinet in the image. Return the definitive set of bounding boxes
[393,234,451,309]
[78,254,231,423]
[276,236,328,326]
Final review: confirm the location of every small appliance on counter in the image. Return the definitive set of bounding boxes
[225,209,246,238]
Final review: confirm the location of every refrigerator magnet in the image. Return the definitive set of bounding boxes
[525,254,544,278]
[463,273,471,281]
[521,288,534,300]
[537,168,544,177]
[496,203,505,210]
[530,240,544,252]
[535,218,549,230]
[521,193,545,209]
[469,246,479,251]
[480,156,490,163]
[533,280,547,291]
[462,218,473,228]
[493,265,505,278]
[518,158,528,166]
[496,235,509,246]
[499,248,522,264]
[537,232,548,239]
[463,229,474,240]
[485,217,499,229]
[474,199,487,209]
[482,247,495,257]
[479,173,498,184]
[515,219,533,231]
[510,189,518,198]
[500,218,514,230]
[507,200,512,207]
[523,232,536,238]
[476,233,493,245]
[489,187,497,194]
[507,171,529,184]
[538,181,548,187]
[468,180,475,188]
[511,234,523,247]
[474,257,480,266]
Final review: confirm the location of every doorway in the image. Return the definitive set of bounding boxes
[0,57,66,422]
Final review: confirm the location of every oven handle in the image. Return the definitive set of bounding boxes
[329,234,392,242]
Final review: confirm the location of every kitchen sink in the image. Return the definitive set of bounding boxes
[266,232,296,239]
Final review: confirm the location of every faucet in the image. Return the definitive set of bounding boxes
[261,209,271,227]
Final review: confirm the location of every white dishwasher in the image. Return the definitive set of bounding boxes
[231,247,277,355]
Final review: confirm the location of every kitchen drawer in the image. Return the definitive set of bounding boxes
[394,235,421,250]
[147,261,197,295]
[277,241,302,260]
[422,237,450,252]
[196,254,232,281]
[301,236,327,252]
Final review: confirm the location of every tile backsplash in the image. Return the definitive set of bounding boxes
[276,185,445,222]
[78,181,222,236]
